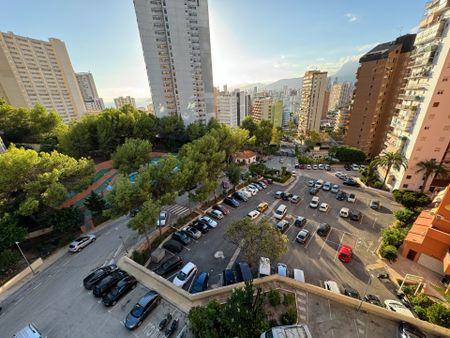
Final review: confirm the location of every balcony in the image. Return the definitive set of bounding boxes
[398,94,423,101]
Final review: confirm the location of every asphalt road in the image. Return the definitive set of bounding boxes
[0,217,182,338]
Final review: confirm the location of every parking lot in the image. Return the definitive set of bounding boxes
[149,156,402,306]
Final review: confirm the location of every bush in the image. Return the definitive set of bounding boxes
[0,249,21,270]
[380,244,398,261]
[279,307,297,325]
[131,250,147,265]
[393,190,431,210]
[381,227,408,248]
[332,145,366,163]
[394,209,419,227]
[283,293,295,306]
[268,289,281,306]
[268,318,279,328]
[410,294,433,309]
[414,305,428,320]
[426,303,450,328]
[372,181,384,189]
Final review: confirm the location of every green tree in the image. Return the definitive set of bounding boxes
[112,138,152,174]
[133,112,158,141]
[188,300,223,338]
[374,151,407,185]
[209,125,249,163]
[271,127,282,145]
[381,227,408,248]
[249,162,267,176]
[379,244,398,262]
[393,190,431,210]
[46,207,84,233]
[59,115,99,158]
[416,159,448,193]
[226,218,288,266]
[186,121,207,141]
[128,199,161,249]
[394,209,419,227]
[157,114,185,147]
[0,213,27,253]
[410,294,433,309]
[226,164,241,190]
[241,116,258,137]
[105,176,146,217]
[0,146,94,219]
[255,120,273,155]
[83,191,107,214]
[426,303,450,328]
[331,145,366,163]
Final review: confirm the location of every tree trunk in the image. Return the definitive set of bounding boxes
[421,174,430,193]
[383,164,392,185]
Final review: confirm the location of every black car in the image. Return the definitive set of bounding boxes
[191,220,209,234]
[172,231,192,245]
[344,287,361,299]
[102,275,137,306]
[223,269,237,286]
[294,216,307,227]
[399,322,426,338]
[232,192,248,202]
[336,191,347,201]
[124,290,161,330]
[93,270,128,297]
[309,187,318,195]
[281,192,292,201]
[83,264,118,290]
[154,255,183,276]
[224,197,240,208]
[190,272,209,294]
[364,294,382,307]
[317,223,331,237]
[350,210,362,221]
[343,179,360,187]
[162,239,183,253]
[344,163,352,171]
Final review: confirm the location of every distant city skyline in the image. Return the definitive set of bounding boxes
[1,0,427,103]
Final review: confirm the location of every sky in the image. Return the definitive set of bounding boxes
[1,0,428,106]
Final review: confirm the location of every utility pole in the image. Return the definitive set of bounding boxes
[15,241,35,275]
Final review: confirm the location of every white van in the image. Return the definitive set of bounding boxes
[13,323,45,338]
[274,204,287,220]
[293,269,305,283]
[259,257,271,278]
[324,280,341,294]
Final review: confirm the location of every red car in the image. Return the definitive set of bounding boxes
[338,245,353,263]
[212,204,230,215]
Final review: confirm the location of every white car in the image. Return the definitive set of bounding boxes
[247,210,261,220]
[173,262,198,287]
[331,184,339,193]
[314,179,324,189]
[335,171,344,178]
[68,234,96,253]
[309,196,320,208]
[246,186,258,195]
[351,164,360,171]
[239,189,252,198]
[306,164,312,170]
[312,164,318,170]
[339,207,350,218]
[384,299,415,318]
[208,209,224,220]
[249,184,262,191]
[347,193,356,203]
[318,164,324,170]
[199,216,218,228]
[156,211,168,227]
[307,180,315,187]
[319,202,329,212]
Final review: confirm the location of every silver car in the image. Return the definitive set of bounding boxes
[156,211,168,227]
[68,234,96,253]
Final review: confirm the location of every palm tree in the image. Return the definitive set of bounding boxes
[416,159,448,193]
[375,152,408,186]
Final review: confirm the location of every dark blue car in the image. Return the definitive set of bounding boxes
[224,197,240,208]
[190,272,209,294]
[124,290,161,330]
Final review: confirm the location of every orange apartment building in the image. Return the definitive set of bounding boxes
[344,34,415,157]
[402,184,450,275]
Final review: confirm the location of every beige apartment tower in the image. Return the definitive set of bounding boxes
[0,31,86,123]
[251,96,273,123]
[344,34,416,157]
[114,96,136,109]
[298,70,327,134]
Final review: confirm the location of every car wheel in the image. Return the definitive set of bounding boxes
[112,300,116,306]
[92,238,96,242]
[132,283,137,289]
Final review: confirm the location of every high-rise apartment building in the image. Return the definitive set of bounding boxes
[334,105,351,135]
[271,100,283,128]
[0,32,86,123]
[383,0,450,192]
[344,34,416,157]
[298,70,327,134]
[133,0,214,126]
[251,96,273,123]
[236,90,250,126]
[217,92,238,127]
[328,82,352,112]
[114,96,136,109]
[75,72,105,112]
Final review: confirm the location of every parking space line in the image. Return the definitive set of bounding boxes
[359,215,364,225]
[304,223,319,249]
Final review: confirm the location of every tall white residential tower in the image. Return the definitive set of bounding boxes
[76,72,105,112]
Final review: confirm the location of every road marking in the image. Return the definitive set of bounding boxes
[305,223,319,249]
[226,245,242,269]
[372,217,377,229]
[318,229,332,256]
[32,282,42,290]
[113,243,123,258]
[360,215,364,225]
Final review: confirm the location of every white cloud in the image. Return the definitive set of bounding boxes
[345,13,358,23]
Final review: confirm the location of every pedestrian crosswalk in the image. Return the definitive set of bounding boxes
[163,204,190,217]
[295,290,308,323]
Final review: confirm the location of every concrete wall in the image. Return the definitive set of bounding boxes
[118,256,450,337]
[0,258,43,296]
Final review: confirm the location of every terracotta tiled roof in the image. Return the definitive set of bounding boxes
[234,150,257,159]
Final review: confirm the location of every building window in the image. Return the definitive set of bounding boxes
[406,175,412,179]
[403,184,409,188]
[437,90,444,95]
[432,102,440,107]
[443,77,449,82]
[434,147,441,152]
[424,126,430,130]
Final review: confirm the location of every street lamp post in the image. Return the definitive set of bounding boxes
[358,274,374,312]
[119,235,129,254]
[15,241,35,275]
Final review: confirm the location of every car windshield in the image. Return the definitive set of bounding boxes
[131,303,144,317]
[177,271,187,281]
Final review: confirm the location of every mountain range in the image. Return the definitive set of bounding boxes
[230,59,359,92]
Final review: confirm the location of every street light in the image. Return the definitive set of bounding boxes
[119,235,129,254]
[357,274,374,312]
[15,241,35,275]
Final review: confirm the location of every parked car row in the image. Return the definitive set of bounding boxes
[258,257,305,282]
[296,163,331,171]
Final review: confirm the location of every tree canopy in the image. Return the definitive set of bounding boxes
[330,145,366,163]
[393,190,431,210]
[112,138,152,174]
